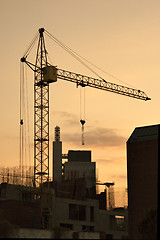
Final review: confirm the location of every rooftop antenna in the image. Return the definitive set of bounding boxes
[55,126,60,141]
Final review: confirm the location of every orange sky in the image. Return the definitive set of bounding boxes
[1,1,160,196]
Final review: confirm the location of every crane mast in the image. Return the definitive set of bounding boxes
[21,28,151,186]
[21,28,50,185]
[34,28,49,185]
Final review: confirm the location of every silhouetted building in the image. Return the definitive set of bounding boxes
[53,126,62,183]
[0,183,41,228]
[127,124,158,239]
[64,150,96,190]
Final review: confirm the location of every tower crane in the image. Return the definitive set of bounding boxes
[20,28,151,186]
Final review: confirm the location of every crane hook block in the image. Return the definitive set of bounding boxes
[80,119,85,126]
[80,119,85,145]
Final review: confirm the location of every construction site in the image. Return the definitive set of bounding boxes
[0,28,151,239]
[0,125,129,239]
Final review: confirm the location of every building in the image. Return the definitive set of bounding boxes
[0,183,41,229]
[127,124,158,239]
[0,182,128,239]
[63,150,96,191]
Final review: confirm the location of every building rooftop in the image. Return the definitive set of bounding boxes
[127,124,160,143]
[68,150,91,162]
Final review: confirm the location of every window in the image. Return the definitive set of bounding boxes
[115,215,125,231]
[69,204,86,221]
[22,192,33,201]
[43,213,49,229]
[79,205,86,221]
[90,206,94,222]
[60,223,73,230]
[82,225,87,231]
[0,188,6,198]
[106,234,113,239]
[90,226,94,232]
[69,204,78,220]
[82,225,94,232]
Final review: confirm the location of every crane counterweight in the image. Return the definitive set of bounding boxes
[43,66,57,83]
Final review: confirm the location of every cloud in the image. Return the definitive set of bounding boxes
[54,110,80,128]
[53,110,126,148]
[109,174,127,181]
[62,132,81,145]
[62,126,126,148]
[85,127,126,147]
[96,157,124,165]
[117,174,127,180]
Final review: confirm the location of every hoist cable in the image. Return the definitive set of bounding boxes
[45,30,134,88]
[67,50,136,88]
[25,64,31,169]
[22,61,25,184]
[84,87,86,120]
[80,87,86,120]
[79,87,86,145]
[23,31,39,58]
[83,87,86,145]
[80,87,82,120]
[23,64,31,173]
[24,71,27,173]
[45,31,103,80]
[20,62,25,185]
[61,46,135,88]
[19,62,22,180]
[45,31,89,145]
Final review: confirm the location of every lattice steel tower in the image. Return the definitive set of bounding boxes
[34,28,49,185]
[21,28,50,185]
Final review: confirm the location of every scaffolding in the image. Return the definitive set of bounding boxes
[0,166,34,187]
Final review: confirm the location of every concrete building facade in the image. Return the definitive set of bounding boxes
[64,150,96,189]
[0,183,41,228]
[0,182,128,239]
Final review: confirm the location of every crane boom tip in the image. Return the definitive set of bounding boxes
[39,28,45,34]
[146,97,151,101]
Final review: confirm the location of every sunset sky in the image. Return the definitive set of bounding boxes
[1,0,160,199]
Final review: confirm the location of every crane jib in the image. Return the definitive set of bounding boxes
[57,69,151,101]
